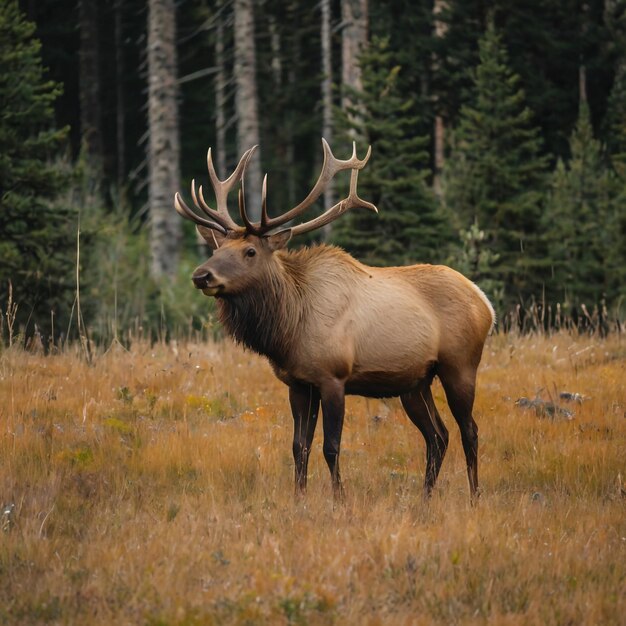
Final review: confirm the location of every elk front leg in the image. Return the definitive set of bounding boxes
[289,383,320,494]
[320,379,346,500]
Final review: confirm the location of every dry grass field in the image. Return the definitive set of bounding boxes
[1,332,624,625]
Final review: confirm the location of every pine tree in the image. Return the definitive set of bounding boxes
[544,102,622,307]
[604,66,626,310]
[604,63,626,178]
[444,20,548,304]
[0,0,73,342]
[454,219,504,308]
[332,36,453,267]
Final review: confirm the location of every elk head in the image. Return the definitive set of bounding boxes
[174,139,377,297]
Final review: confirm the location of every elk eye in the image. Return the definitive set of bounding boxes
[245,247,256,258]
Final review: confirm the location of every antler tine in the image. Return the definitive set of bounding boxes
[199,146,258,232]
[207,145,256,191]
[238,182,257,232]
[288,165,377,238]
[191,179,236,231]
[256,138,371,233]
[174,192,228,235]
[260,174,269,228]
[241,173,271,236]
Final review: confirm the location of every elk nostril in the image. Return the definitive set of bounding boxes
[192,270,213,288]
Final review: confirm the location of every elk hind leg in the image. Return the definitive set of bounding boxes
[401,381,449,498]
[289,383,320,494]
[320,379,346,500]
[439,366,480,502]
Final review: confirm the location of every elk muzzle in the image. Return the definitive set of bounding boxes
[192,267,222,296]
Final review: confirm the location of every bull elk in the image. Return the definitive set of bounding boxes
[174,140,495,501]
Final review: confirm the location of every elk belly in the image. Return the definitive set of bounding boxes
[346,361,435,398]
[345,372,418,398]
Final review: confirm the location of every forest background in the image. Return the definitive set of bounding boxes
[2,0,625,346]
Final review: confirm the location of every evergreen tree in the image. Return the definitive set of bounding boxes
[544,102,623,307]
[0,0,73,342]
[604,66,626,310]
[444,20,548,304]
[453,219,504,307]
[429,0,483,125]
[432,1,614,162]
[494,0,612,161]
[332,36,453,267]
[604,63,626,177]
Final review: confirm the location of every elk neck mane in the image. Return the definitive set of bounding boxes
[216,244,353,364]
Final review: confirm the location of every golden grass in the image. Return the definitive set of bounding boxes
[1,333,624,625]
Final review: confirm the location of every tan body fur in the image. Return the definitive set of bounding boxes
[265,246,494,399]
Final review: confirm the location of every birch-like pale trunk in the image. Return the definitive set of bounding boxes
[147,0,181,278]
[321,0,335,240]
[286,22,298,208]
[433,0,448,198]
[114,0,125,192]
[341,0,368,115]
[234,0,262,220]
[215,0,226,178]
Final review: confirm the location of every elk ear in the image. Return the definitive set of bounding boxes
[265,229,292,251]
[197,225,227,250]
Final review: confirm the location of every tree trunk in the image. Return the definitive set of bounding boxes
[200,0,228,253]
[579,65,587,104]
[341,0,368,114]
[114,0,125,194]
[268,15,282,87]
[285,18,297,209]
[78,0,103,179]
[215,0,227,178]
[432,0,448,199]
[147,0,181,278]
[234,0,262,220]
[321,0,335,240]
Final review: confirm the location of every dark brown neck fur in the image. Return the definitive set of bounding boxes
[216,250,309,365]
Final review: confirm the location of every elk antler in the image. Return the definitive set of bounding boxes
[174,147,256,234]
[240,138,377,236]
[288,144,377,236]
[174,139,377,237]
